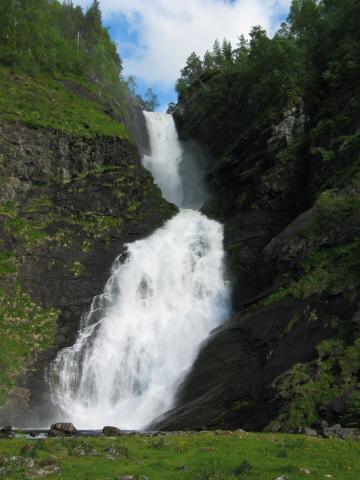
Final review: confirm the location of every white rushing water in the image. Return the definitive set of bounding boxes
[143,112,184,206]
[49,112,230,429]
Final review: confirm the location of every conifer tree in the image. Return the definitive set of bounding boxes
[180,52,203,85]
[203,50,215,72]
[212,39,223,67]
[222,39,233,64]
[84,0,102,47]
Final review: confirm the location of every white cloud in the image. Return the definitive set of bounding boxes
[78,0,292,87]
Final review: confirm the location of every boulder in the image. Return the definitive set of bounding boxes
[337,428,360,440]
[0,426,14,438]
[298,426,318,437]
[102,426,124,437]
[48,422,77,437]
[330,387,360,416]
[315,422,360,440]
[32,464,61,477]
[304,427,318,437]
[264,420,282,433]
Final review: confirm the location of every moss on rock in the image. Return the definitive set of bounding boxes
[0,285,59,405]
[272,338,360,430]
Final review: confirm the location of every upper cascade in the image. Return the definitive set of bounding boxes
[143,112,184,207]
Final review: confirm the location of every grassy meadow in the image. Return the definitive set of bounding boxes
[0,432,359,479]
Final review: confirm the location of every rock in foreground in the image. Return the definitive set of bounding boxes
[102,426,124,437]
[48,422,77,437]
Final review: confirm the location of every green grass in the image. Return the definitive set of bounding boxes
[0,67,129,138]
[0,433,359,479]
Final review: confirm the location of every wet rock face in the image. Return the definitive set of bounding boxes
[0,123,177,426]
[155,95,360,432]
[154,295,342,431]
[118,97,151,157]
[0,124,139,186]
[155,192,360,430]
[267,103,306,151]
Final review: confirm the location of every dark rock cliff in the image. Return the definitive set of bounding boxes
[0,120,176,426]
[155,96,360,432]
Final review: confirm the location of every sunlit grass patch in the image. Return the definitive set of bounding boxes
[0,67,129,139]
[0,432,359,479]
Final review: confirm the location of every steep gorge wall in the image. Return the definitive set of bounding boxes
[156,91,360,432]
[0,101,176,425]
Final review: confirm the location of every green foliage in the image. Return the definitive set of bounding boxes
[175,24,304,152]
[289,0,360,94]
[142,87,160,112]
[176,0,360,177]
[178,52,203,91]
[0,0,122,84]
[0,201,17,218]
[0,0,144,132]
[342,393,360,428]
[133,86,159,112]
[122,75,160,112]
[316,188,360,218]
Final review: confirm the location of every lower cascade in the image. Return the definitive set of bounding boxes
[49,112,230,430]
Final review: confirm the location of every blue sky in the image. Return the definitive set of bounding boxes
[77,0,293,111]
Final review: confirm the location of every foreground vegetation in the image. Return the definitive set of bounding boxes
[0,432,360,480]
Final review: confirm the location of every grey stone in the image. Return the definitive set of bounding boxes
[32,465,61,477]
[102,425,124,437]
[298,426,318,437]
[0,426,14,438]
[48,422,77,437]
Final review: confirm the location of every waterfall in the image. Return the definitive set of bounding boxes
[143,112,184,206]
[49,112,230,430]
